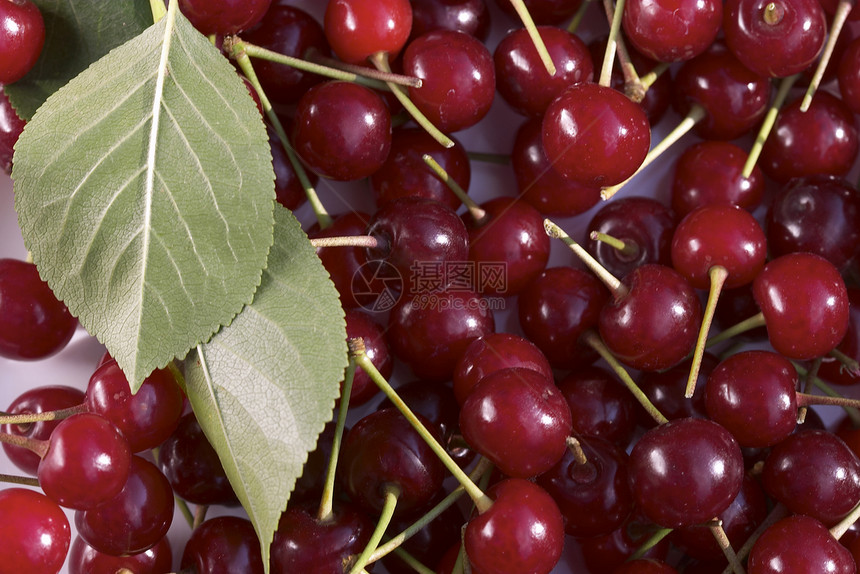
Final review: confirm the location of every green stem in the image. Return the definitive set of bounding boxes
[0,403,86,426]
[685,266,728,398]
[192,504,209,530]
[589,231,639,258]
[0,431,47,458]
[742,74,799,178]
[567,0,594,33]
[466,151,511,165]
[799,364,860,427]
[149,0,166,23]
[800,0,852,112]
[0,473,40,487]
[348,484,401,574]
[544,219,623,295]
[830,347,860,375]
[305,49,421,88]
[711,522,746,574]
[599,0,627,87]
[349,339,493,513]
[628,526,672,561]
[318,358,355,522]
[831,498,860,540]
[509,0,557,75]
[422,154,485,224]
[175,495,195,529]
[720,504,789,574]
[705,312,766,349]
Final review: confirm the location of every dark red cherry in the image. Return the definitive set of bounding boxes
[343,309,391,406]
[752,252,849,360]
[818,287,860,386]
[381,502,464,574]
[622,0,722,62]
[402,29,496,133]
[628,417,744,529]
[268,123,312,212]
[838,35,860,114]
[579,511,672,570]
[0,488,70,574]
[671,140,765,217]
[557,366,638,448]
[636,353,716,426]
[542,82,651,188]
[614,559,679,574]
[0,258,78,361]
[493,0,583,24]
[178,0,271,35]
[723,0,827,77]
[69,535,172,574]
[410,0,491,42]
[0,85,25,175]
[182,516,264,574]
[0,0,45,84]
[748,514,856,574]
[323,0,413,64]
[758,92,859,183]
[291,81,392,181]
[494,25,593,118]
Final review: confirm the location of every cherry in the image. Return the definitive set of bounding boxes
[0,258,78,361]
[401,29,496,133]
[622,0,722,62]
[628,417,744,528]
[557,366,638,448]
[613,560,679,574]
[838,35,860,114]
[75,455,175,556]
[178,0,271,35]
[494,0,583,24]
[0,85,25,175]
[670,140,765,217]
[464,478,565,574]
[752,252,849,360]
[762,428,860,526]
[510,118,602,218]
[240,2,330,106]
[494,25,593,118]
[323,0,413,64]
[370,127,470,211]
[410,0,491,42]
[0,0,45,84]
[343,309,392,406]
[758,91,859,184]
[381,503,464,574]
[818,287,860,386]
[2,385,86,476]
[0,487,70,574]
[542,82,651,188]
[723,0,827,77]
[460,367,572,478]
[291,80,392,181]
[636,353,716,426]
[748,514,856,574]
[268,123,312,212]
[578,511,672,571]
[181,516,264,574]
[69,535,172,574]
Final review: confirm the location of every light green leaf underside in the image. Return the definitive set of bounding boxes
[6,0,152,119]
[185,205,348,572]
[12,6,275,389]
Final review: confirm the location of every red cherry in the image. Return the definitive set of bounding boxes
[324,0,413,64]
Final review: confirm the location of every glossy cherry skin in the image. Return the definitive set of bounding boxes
[452,332,553,405]
[0,488,70,574]
[511,118,602,218]
[402,29,495,133]
[181,516,264,574]
[369,127,469,211]
[670,204,767,290]
[343,309,391,406]
[387,288,495,382]
[0,258,78,361]
[628,417,744,529]
[614,560,679,574]
[599,264,702,372]
[410,0,491,42]
[704,350,798,448]
[76,456,175,556]
[536,436,634,538]
[542,82,651,187]
[240,2,330,106]
[748,515,856,574]
[292,81,391,181]
[818,287,860,386]
[838,35,860,114]
[585,196,677,280]
[178,0,271,35]
[460,367,572,478]
[323,0,412,64]
[270,501,374,574]
[69,535,173,574]
[2,385,86,476]
[723,0,827,77]
[517,266,610,370]
[494,25,593,118]
[0,0,45,84]
[622,0,722,62]
[464,478,565,574]
[762,429,860,526]
[758,92,859,184]
[579,511,671,571]
[752,252,849,360]
[0,85,25,175]
[671,140,765,217]
[766,175,860,271]
[557,366,638,448]
[672,40,771,140]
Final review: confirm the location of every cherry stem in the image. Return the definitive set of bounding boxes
[544,219,625,296]
[599,0,646,101]
[369,52,455,149]
[628,526,673,561]
[508,0,557,76]
[567,0,594,33]
[148,0,166,23]
[639,62,671,90]
[466,151,511,165]
[763,1,785,25]
[721,504,790,574]
[0,402,86,426]
[318,357,356,523]
[799,364,860,427]
[582,330,670,425]
[389,547,435,574]
[0,431,48,458]
[0,473,40,488]
[566,436,588,465]
[795,391,860,411]
[599,0,627,87]
[347,483,401,574]
[742,73,799,179]
[589,230,639,258]
[308,235,382,249]
[305,48,422,88]
[831,498,860,540]
[192,504,208,530]
[229,42,333,229]
[174,494,194,529]
[685,265,728,398]
[801,0,852,111]
[711,521,747,574]
[422,154,487,224]
[602,104,706,200]
[349,338,493,513]
[829,348,860,376]
[704,312,766,349]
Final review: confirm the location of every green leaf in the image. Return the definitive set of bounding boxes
[185,205,348,571]
[5,0,153,119]
[12,2,275,389]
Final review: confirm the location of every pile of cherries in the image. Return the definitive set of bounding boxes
[3,0,860,572]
